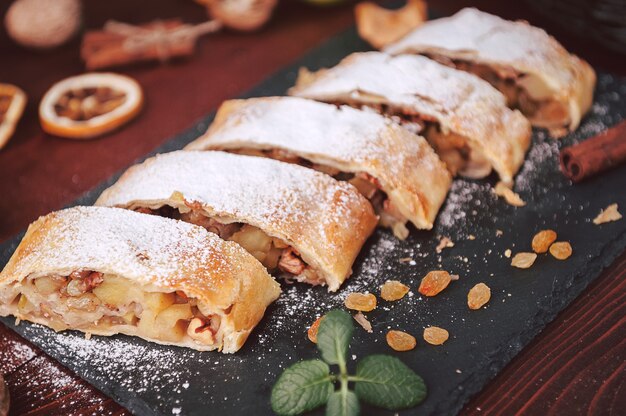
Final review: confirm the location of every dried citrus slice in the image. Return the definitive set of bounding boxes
[39,73,143,139]
[0,83,27,150]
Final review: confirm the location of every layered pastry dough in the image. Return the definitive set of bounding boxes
[186,97,451,239]
[289,52,531,184]
[0,206,280,353]
[96,151,377,291]
[384,8,596,136]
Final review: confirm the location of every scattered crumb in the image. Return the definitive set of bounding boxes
[593,203,621,224]
[496,229,503,237]
[398,257,413,263]
[494,182,526,207]
[435,236,455,253]
[353,312,373,333]
[504,249,512,258]
[456,369,462,374]
[468,234,476,240]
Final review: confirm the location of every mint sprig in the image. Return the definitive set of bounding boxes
[271,310,427,416]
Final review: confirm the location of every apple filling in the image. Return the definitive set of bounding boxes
[4,271,224,347]
[326,101,492,180]
[134,205,325,285]
[425,54,568,131]
[229,148,411,239]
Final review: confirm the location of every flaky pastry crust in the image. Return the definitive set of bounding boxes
[187,97,451,231]
[384,8,596,135]
[289,52,531,184]
[96,151,377,291]
[0,206,280,353]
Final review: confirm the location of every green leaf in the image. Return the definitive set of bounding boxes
[354,355,427,410]
[316,310,354,366]
[271,359,334,416]
[326,391,360,416]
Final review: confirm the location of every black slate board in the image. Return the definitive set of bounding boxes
[2,24,626,416]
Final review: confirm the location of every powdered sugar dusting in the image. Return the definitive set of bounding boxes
[0,206,260,297]
[189,96,450,227]
[96,151,376,283]
[290,52,530,182]
[385,8,583,91]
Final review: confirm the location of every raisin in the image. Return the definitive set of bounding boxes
[467,283,491,310]
[386,330,416,351]
[418,271,456,296]
[423,326,449,345]
[511,252,537,269]
[549,241,572,260]
[344,292,377,312]
[307,316,324,343]
[532,230,557,253]
[380,280,409,301]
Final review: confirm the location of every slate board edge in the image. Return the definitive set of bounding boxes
[1,23,625,416]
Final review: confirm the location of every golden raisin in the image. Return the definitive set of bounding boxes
[344,292,377,312]
[418,271,456,296]
[380,280,409,301]
[386,330,416,351]
[423,326,449,345]
[531,230,557,253]
[467,283,491,310]
[307,316,324,343]
[549,241,572,260]
[511,252,537,269]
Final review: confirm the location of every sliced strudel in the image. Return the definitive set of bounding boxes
[384,8,596,136]
[0,206,280,353]
[289,52,532,184]
[96,151,377,291]
[186,97,451,239]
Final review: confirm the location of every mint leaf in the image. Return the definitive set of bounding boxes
[354,355,427,410]
[317,310,354,366]
[271,359,334,416]
[326,391,359,416]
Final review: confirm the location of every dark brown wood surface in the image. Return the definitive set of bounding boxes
[0,1,624,415]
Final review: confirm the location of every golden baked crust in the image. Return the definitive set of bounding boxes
[0,206,280,353]
[384,8,596,135]
[186,97,451,230]
[289,52,531,184]
[95,151,377,291]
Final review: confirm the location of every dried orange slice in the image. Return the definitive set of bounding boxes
[39,73,143,139]
[0,83,27,150]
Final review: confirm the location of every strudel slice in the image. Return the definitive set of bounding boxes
[96,151,377,291]
[0,206,280,353]
[186,97,451,239]
[289,52,532,184]
[384,8,596,136]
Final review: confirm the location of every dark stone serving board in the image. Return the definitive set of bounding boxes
[2,24,626,416]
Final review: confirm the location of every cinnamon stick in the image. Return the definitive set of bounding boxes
[559,120,626,182]
[81,19,220,70]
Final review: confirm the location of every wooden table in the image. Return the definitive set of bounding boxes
[0,0,624,415]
